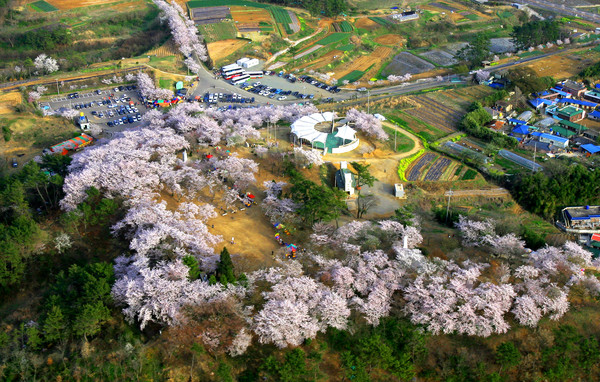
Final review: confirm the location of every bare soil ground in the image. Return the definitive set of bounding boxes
[354,17,380,30]
[297,49,344,70]
[47,0,118,10]
[523,53,591,80]
[207,39,249,62]
[374,34,405,46]
[0,92,22,115]
[147,39,182,58]
[230,6,273,32]
[334,46,392,80]
[383,51,435,76]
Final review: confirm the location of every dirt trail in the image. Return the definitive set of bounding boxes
[445,188,510,197]
[265,27,324,66]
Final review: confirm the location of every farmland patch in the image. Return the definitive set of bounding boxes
[46,0,116,10]
[374,34,405,46]
[30,0,58,12]
[419,49,456,66]
[368,16,393,27]
[354,17,380,30]
[199,22,238,43]
[489,38,515,54]
[207,39,248,62]
[334,46,392,82]
[382,51,435,76]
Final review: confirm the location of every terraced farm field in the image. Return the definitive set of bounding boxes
[406,152,437,181]
[423,157,451,181]
[405,95,462,134]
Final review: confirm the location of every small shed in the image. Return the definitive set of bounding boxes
[335,162,356,195]
[394,184,406,199]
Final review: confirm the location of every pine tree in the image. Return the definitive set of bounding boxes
[216,247,235,286]
[182,255,201,281]
[43,305,66,344]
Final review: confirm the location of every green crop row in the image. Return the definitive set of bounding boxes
[397,149,425,182]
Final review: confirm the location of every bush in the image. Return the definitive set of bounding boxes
[2,126,11,142]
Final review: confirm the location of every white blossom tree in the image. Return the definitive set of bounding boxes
[34,54,59,74]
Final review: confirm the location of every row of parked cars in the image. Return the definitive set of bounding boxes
[241,82,314,100]
[93,104,139,119]
[106,114,141,127]
[201,93,255,104]
[298,75,341,93]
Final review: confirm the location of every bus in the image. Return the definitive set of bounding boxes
[223,69,245,80]
[222,63,240,72]
[246,71,264,79]
[231,74,250,85]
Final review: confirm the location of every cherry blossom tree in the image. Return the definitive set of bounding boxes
[261,181,298,224]
[475,69,490,82]
[292,147,324,167]
[345,108,388,140]
[136,72,174,100]
[34,54,59,74]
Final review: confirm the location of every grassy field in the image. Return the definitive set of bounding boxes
[30,0,58,12]
[382,126,415,153]
[187,0,271,8]
[339,21,353,32]
[314,32,350,45]
[338,70,365,84]
[159,77,175,90]
[198,22,238,43]
[368,16,393,27]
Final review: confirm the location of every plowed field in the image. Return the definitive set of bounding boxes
[374,34,405,46]
[334,46,392,80]
[354,17,380,30]
[47,0,117,10]
[207,39,248,62]
[297,49,344,70]
[231,7,273,25]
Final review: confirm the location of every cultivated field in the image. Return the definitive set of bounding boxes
[374,34,405,46]
[0,92,22,115]
[46,0,118,10]
[230,6,273,24]
[297,49,344,70]
[354,17,380,30]
[383,52,435,76]
[334,46,392,82]
[406,152,437,181]
[523,52,595,80]
[199,22,238,43]
[207,39,248,62]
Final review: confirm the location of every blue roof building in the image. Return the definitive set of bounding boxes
[533,132,569,148]
[508,118,527,125]
[558,98,598,109]
[512,124,530,135]
[589,110,600,121]
[581,144,600,154]
[550,88,570,97]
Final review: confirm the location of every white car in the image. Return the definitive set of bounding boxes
[277,96,287,101]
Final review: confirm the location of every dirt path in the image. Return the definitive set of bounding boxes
[445,188,510,197]
[265,27,324,66]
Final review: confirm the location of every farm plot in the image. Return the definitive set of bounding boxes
[423,157,451,181]
[190,6,231,24]
[314,33,350,45]
[420,49,456,66]
[334,46,392,82]
[374,34,405,46]
[30,0,58,11]
[443,42,469,56]
[288,11,300,33]
[382,52,435,76]
[333,21,353,32]
[430,2,458,12]
[271,7,294,34]
[406,152,437,181]
[207,39,248,62]
[297,49,344,70]
[489,38,515,54]
[231,7,273,32]
[199,22,238,43]
[355,17,380,31]
[369,17,394,27]
[294,45,323,60]
[407,95,462,133]
[45,0,115,10]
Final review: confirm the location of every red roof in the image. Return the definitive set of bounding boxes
[592,234,600,242]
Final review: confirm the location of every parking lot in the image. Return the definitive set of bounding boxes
[47,85,149,135]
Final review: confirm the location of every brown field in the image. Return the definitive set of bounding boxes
[0,92,22,115]
[354,17,380,30]
[296,49,344,70]
[231,7,273,25]
[110,0,144,11]
[374,34,405,46]
[523,53,589,80]
[47,0,118,10]
[334,46,392,79]
[147,39,182,58]
[207,39,248,62]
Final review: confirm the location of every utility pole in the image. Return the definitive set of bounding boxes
[367,89,370,114]
[394,129,397,152]
[56,79,59,95]
[445,189,454,223]
[532,143,536,173]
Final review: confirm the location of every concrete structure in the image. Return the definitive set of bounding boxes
[374,113,386,121]
[78,112,90,131]
[291,112,359,154]
[335,162,356,195]
[394,183,406,199]
[240,58,259,69]
[559,206,600,243]
[560,80,587,98]
[584,90,600,104]
[516,110,533,122]
[555,105,585,122]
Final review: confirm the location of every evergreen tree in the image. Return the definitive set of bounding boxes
[216,247,235,285]
[182,255,201,281]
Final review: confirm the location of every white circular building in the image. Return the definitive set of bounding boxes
[290,112,359,154]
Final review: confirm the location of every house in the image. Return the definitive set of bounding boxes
[391,11,419,22]
[524,140,551,152]
[495,100,512,113]
[581,144,600,156]
[588,110,600,121]
[557,98,598,110]
[529,98,554,110]
[560,80,587,98]
[512,124,530,137]
[516,111,533,122]
[335,162,356,195]
[489,120,505,130]
[531,131,569,149]
[508,118,527,126]
[555,105,586,122]
[584,90,600,104]
[536,90,560,101]
[551,125,577,139]
[550,87,571,98]
[535,117,557,129]
[558,119,588,135]
[559,206,600,243]
[483,107,502,119]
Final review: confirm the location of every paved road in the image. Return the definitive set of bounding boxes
[522,0,600,23]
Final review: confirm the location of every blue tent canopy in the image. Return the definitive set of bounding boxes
[581,144,600,154]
